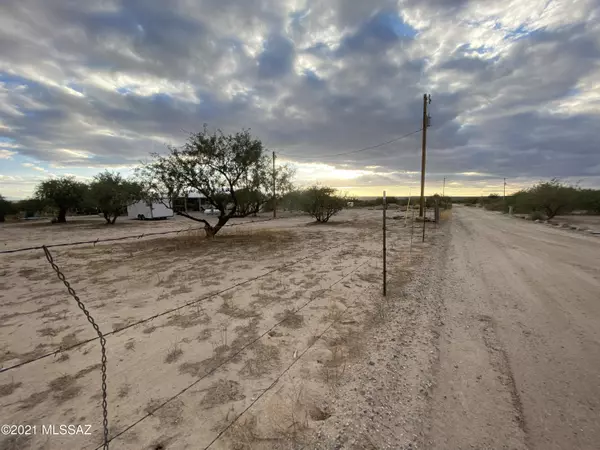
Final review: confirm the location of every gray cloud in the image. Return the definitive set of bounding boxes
[0,0,599,197]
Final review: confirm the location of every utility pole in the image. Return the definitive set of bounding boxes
[272,151,276,219]
[443,177,446,197]
[419,93,432,218]
[382,190,387,297]
[503,177,507,213]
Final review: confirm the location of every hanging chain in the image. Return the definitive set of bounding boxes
[42,246,109,449]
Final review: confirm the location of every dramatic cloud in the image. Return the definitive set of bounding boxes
[0,0,599,198]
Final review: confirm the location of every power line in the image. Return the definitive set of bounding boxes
[278,128,422,160]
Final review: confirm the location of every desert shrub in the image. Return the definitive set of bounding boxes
[518,179,578,219]
[300,186,346,222]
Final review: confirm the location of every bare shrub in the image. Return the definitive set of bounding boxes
[320,346,347,387]
[227,415,259,450]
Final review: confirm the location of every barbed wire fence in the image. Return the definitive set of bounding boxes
[0,216,277,255]
[1,207,437,450]
[41,246,110,450]
[0,239,349,375]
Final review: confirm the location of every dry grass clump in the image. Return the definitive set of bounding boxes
[164,343,184,364]
[240,341,281,378]
[200,380,246,409]
[0,381,22,397]
[275,309,304,329]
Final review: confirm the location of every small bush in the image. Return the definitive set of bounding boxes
[300,186,346,223]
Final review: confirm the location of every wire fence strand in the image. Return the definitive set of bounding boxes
[0,217,277,255]
[42,246,109,450]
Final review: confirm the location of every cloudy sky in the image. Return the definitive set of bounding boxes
[1,0,599,199]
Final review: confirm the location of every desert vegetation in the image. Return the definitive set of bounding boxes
[466,179,600,219]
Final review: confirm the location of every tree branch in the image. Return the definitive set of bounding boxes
[174,210,212,228]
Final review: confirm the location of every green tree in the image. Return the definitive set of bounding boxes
[89,171,144,224]
[0,194,15,222]
[524,179,579,219]
[13,198,45,218]
[136,153,186,212]
[35,177,88,223]
[140,125,287,237]
[235,162,295,216]
[300,185,346,223]
[576,188,600,214]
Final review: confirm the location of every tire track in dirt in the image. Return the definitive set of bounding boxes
[427,206,600,450]
[478,314,528,439]
[425,212,528,450]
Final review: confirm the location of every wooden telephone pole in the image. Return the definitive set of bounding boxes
[503,177,507,213]
[272,151,276,219]
[382,191,387,296]
[419,94,432,218]
[443,177,446,197]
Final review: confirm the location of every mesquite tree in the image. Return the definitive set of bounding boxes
[140,126,292,237]
[35,177,88,223]
[89,171,143,224]
[300,186,346,223]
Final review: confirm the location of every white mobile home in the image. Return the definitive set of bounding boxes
[127,201,174,220]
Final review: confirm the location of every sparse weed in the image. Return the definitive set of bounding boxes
[164,343,183,364]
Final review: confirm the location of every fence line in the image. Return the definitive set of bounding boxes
[0,217,277,255]
[42,246,110,450]
[97,257,373,450]
[208,226,422,448]
[0,240,349,374]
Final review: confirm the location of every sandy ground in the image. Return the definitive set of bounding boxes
[0,208,438,450]
[426,206,600,450]
[5,205,595,450]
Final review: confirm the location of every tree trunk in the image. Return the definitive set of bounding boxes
[57,208,67,223]
[103,212,111,224]
[0,213,5,223]
[110,215,118,224]
[545,207,558,219]
[175,210,230,237]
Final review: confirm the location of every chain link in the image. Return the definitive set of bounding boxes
[42,246,109,450]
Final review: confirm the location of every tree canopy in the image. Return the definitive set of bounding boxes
[518,179,579,219]
[0,194,15,222]
[35,177,88,223]
[89,171,143,224]
[300,185,346,223]
[139,125,294,236]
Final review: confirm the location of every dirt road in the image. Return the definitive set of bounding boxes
[427,206,600,450]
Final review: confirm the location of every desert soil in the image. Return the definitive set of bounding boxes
[0,208,436,450]
[2,206,598,450]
